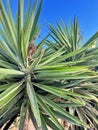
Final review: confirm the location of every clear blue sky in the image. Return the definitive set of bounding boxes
[2,0,98,42]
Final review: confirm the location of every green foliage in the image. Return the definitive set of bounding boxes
[0,0,98,130]
[46,18,98,130]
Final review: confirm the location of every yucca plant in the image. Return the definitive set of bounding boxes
[0,0,98,130]
[46,19,98,130]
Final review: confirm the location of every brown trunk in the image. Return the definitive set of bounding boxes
[23,110,29,130]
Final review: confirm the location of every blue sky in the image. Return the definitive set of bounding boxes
[2,0,98,42]
[40,0,98,42]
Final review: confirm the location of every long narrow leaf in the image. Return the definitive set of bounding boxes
[19,100,28,130]
[0,68,24,76]
[27,82,41,127]
[0,0,18,54]
[30,0,42,41]
[18,0,24,57]
[33,83,86,105]
[24,0,38,57]
[38,95,88,127]
[37,95,64,130]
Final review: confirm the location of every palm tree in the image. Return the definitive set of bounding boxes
[46,18,98,130]
[0,0,98,130]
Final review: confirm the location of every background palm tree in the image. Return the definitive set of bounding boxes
[0,0,98,130]
[46,18,98,130]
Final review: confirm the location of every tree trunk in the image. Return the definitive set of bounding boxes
[23,110,29,130]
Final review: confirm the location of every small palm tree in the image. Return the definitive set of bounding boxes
[47,18,98,129]
[0,0,98,130]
